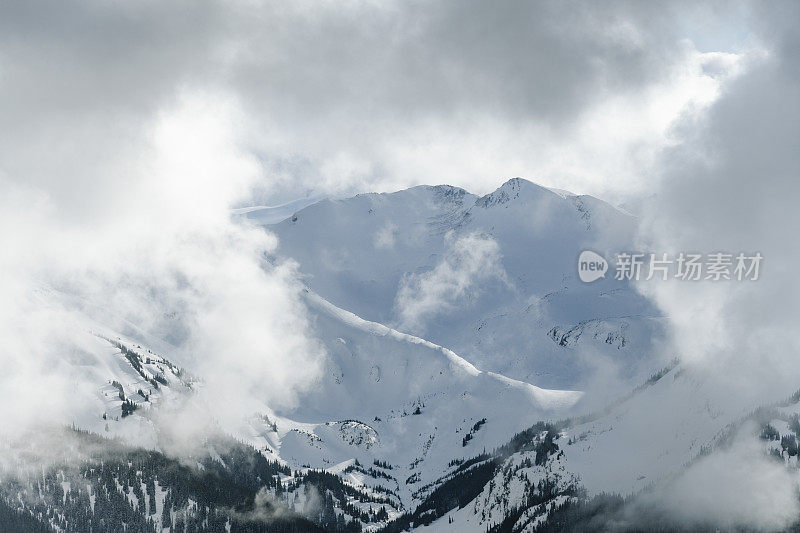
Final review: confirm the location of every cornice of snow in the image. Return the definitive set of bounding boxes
[302,287,583,411]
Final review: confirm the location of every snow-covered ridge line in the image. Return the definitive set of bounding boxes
[303,288,480,377]
[303,288,582,410]
[486,372,582,411]
[233,196,327,224]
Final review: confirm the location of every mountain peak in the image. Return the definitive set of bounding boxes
[476,177,557,208]
[500,176,533,189]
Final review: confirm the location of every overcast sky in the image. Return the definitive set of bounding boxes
[0,0,764,210]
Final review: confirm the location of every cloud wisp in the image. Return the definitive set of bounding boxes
[0,94,325,449]
[393,232,508,333]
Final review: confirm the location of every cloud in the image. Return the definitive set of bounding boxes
[624,0,800,526]
[224,0,748,203]
[374,222,398,250]
[638,0,800,408]
[393,232,508,332]
[639,423,799,531]
[0,93,325,444]
[0,1,747,210]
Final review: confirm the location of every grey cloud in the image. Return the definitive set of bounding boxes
[229,0,683,125]
[0,0,718,208]
[225,0,701,200]
[628,1,800,526]
[0,0,229,218]
[641,0,800,399]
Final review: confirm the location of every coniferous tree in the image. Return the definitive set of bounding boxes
[146,477,157,515]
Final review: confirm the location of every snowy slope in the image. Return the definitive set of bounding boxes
[413,363,747,532]
[243,288,583,508]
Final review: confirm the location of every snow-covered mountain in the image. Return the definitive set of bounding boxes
[6,179,794,532]
[259,178,663,392]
